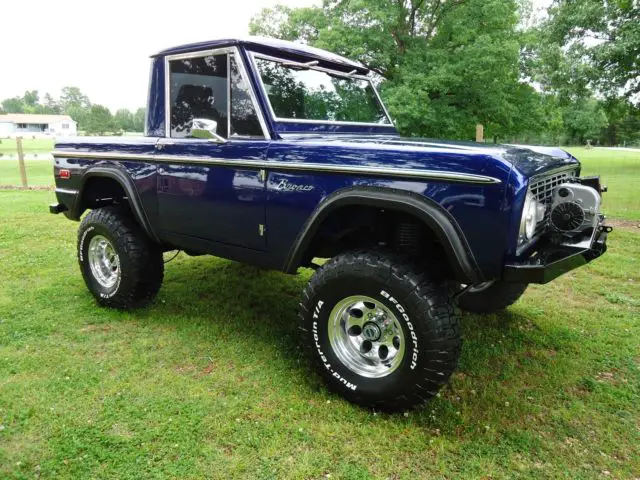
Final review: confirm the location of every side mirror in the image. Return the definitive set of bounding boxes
[191,118,226,143]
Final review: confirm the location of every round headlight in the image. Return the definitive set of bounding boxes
[520,193,538,240]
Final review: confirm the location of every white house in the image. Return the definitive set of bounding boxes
[0,114,77,138]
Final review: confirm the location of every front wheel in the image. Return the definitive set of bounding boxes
[299,251,461,411]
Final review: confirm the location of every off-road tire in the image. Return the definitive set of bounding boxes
[78,206,164,309]
[458,281,527,314]
[299,250,461,411]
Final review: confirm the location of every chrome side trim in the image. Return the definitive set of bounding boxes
[248,52,395,129]
[163,46,271,140]
[51,150,501,184]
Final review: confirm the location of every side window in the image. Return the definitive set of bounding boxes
[229,54,263,137]
[169,54,228,138]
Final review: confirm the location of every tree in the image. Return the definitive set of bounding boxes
[600,98,640,146]
[84,105,115,135]
[43,93,62,114]
[1,97,23,113]
[251,0,543,140]
[543,0,640,99]
[250,0,469,81]
[132,108,146,133]
[60,86,91,111]
[57,87,92,129]
[114,108,135,132]
[562,98,607,145]
[22,90,39,108]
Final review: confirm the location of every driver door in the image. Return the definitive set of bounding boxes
[156,49,270,251]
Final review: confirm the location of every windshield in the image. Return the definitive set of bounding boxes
[254,57,392,125]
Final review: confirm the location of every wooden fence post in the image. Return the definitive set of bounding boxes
[475,124,484,143]
[16,137,28,188]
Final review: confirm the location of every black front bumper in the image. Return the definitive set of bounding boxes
[503,228,610,284]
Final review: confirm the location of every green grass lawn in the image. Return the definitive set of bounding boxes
[0,187,638,478]
[567,147,640,220]
[0,138,54,153]
[0,160,53,187]
[0,137,54,187]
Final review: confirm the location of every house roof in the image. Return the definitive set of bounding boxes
[0,114,75,124]
[152,36,369,74]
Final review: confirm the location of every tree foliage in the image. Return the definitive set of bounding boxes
[0,86,146,135]
[249,0,640,145]
[1,1,638,145]
[251,0,545,140]
[543,0,640,98]
[114,108,135,132]
[84,105,115,135]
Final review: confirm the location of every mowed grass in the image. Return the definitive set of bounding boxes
[0,138,54,153]
[0,186,639,478]
[0,160,53,187]
[567,147,640,220]
[0,138,54,187]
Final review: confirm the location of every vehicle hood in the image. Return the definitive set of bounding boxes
[279,134,580,178]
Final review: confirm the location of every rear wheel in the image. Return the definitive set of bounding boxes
[78,206,164,309]
[458,281,527,314]
[299,250,461,411]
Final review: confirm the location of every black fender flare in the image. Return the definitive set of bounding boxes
[283,186,483,284]
[75,166,160,243]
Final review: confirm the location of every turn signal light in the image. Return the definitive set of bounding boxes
[59,169,71,179]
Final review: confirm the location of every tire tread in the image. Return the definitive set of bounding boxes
[299,249,461,410]
[78,206,164,309]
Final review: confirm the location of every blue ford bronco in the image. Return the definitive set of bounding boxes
[50,37,611,410]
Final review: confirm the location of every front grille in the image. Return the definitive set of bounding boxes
[529,169,577,236]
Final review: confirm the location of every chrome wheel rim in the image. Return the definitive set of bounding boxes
[328,295,405,378]
[88,235,120,288]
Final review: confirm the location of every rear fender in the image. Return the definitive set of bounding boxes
[73,166,159,243]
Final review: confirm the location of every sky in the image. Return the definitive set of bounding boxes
[0,0,319,112]
[0,0,552,113]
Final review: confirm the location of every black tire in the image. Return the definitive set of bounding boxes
[457,281,527,314]
[78,206,164,309]
[299,250,461,411]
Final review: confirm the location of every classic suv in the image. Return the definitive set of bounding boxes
[50,37,610,410]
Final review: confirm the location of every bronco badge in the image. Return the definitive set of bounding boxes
[275,179,314,192]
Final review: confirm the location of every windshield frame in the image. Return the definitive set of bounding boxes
[249,52,394,128]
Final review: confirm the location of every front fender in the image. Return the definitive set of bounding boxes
[284,186,484,284]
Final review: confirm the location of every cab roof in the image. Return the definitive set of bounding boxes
[152,36,369,75]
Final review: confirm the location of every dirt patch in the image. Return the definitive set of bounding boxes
[80,324,112,333]
[607,218,640,231]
